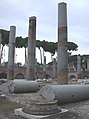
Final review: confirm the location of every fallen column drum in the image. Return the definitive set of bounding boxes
[39,84,89,104]
[9,80,39,93]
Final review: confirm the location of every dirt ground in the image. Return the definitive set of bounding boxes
[0,99,23,119]
[0,92,89,119]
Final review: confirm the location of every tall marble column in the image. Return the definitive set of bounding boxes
[77,54,81,79]
[0,33,2,65]
[87,60,89,70]
[43,56,46,79]
[57,2,68,84]
[53,58,57,79]
[7,26,16,80]
[27,16,36,80]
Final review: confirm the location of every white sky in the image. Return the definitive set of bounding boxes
[0,0,89,64]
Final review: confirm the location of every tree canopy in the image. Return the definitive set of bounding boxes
[0,29,9,46]
[68,42,78,51]
[0,29,78,54]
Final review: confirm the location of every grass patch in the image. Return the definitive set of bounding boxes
[0,100,22,111]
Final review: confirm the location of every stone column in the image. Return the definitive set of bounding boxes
[0,33,2,65]
[43,56,46,79]
[77,54,81,79]
[25,47,27,65]
[7,26,16,80]
[27,16,36,80]
[87,60,89,70]
[53,58,57,79]
[57,2,68,84]
[35,58,38,79]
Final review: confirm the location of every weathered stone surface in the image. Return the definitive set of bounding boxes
[0,81,12,94]
[0,80,39,94]
[27,16,36,80]
[7,26,16,80]
[57,69,68,84]
[39,84,89,104]
[9,80,39,93]
[53,58,57,79]
[57,3,68,84]
[77,55,81,79]
[23,99,60,115]
[14,108,68,119]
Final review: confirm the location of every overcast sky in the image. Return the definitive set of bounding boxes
[0,0,89,64]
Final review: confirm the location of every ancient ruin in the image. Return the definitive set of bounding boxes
[7,26,16,80]
[53,58,57,79]
[77,54,81,78]
[57,2,68,84]
[27,16,36,80]
[0,2,89,119]
[39,84,89,104]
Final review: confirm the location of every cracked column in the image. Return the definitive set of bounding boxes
[0,33,2,65]
[57,2,68,84]
[7,26,16,80]
[27,16,36,80]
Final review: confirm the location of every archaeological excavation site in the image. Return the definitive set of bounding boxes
[0,2,89,119]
